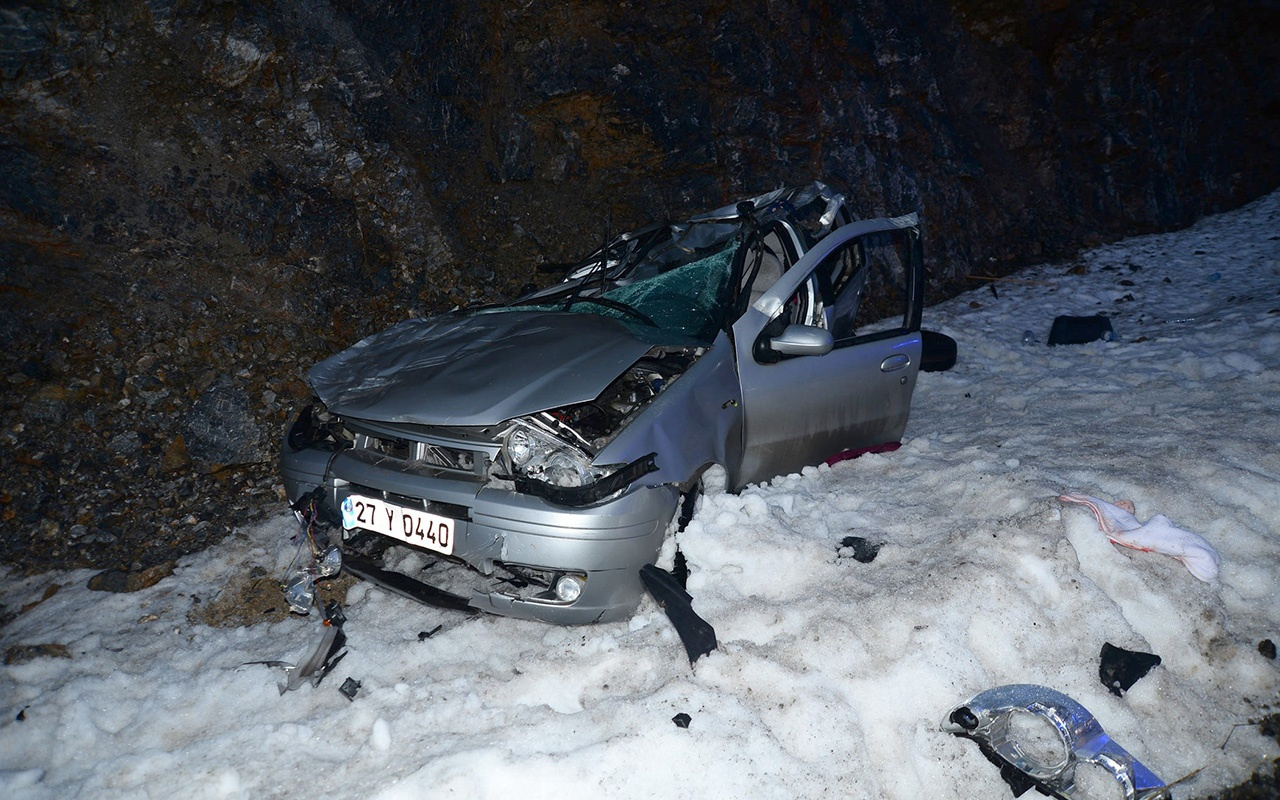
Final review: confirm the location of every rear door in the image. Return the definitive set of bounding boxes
[729,215,924,489]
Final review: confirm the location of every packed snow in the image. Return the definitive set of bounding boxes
[3,191,1278,799]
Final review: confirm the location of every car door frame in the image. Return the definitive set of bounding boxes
[728,213,924,490]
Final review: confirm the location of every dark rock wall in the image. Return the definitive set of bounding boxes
[1,0,1276,570]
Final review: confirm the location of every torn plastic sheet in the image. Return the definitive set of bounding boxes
[944,684,1172,800]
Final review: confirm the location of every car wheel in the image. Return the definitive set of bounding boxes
[921,329,957,372]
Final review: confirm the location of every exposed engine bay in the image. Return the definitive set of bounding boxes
[532,348,698,453]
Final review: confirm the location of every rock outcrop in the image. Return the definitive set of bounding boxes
[0,0,1276,571]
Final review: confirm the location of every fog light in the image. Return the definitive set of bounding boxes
[554,574,584,603]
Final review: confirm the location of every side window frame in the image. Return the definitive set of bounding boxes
[789,225,922,350]
[732,220,804,321]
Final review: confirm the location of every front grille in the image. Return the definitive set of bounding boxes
[370,436,413,460]
[349,483,471,522]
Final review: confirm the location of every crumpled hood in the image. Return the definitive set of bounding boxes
[309,311,655,426]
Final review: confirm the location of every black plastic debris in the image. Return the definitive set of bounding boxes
[671,549,690,590]
[1259,639,1277,660]
[339,677,362,701]
[672,712,692,729]
[323,600,346,628]
[981,740,1038,798]
[418,625,443,641]
[16,707,26,722]
[1047,314,1116,345]
[1099,642,1162,696]
[837,536,881,563]
[640,564,717,665]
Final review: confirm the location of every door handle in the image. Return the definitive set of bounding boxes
[880,354,911,372]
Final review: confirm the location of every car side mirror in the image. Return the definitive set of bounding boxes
[769,324,834,356]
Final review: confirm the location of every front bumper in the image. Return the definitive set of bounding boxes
[282,443,678,624]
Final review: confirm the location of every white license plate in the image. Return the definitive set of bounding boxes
[340,494,455,555]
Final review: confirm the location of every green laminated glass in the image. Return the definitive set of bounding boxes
[600,244,737,342]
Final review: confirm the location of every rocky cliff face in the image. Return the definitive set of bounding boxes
[1,0,1276,572]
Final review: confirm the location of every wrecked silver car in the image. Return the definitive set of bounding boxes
[281,183,925,624]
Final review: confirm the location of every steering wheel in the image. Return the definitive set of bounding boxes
[564,296,659,328]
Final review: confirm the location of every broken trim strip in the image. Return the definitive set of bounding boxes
[514,452,659,507]
[341,551,477,613]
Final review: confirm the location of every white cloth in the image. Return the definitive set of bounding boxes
[1058,493,1220,582]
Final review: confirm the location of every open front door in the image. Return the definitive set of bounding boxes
[729,215,924,490]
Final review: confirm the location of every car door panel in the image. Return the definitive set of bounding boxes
[731,215,923,490]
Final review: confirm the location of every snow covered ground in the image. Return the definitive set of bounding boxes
[3,191,1278,799]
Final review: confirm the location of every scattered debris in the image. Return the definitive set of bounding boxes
[417,625,443,641]
[944,684,1173,800]
[1221,721,1261,750]
[283,490,343,615]
[242,603,350,694]
[1058,493,1220,581]
[837,536,881,564]
[1099,642,1162,696]
[279,619,347,694]
[640,564,717,665]
[672,712,692,729]
[322,600,346,628]
[339,677,362,701]
[1047,314,1115,345]
[4,643,72,665]
[190,570,353,628]
[1259,639,1277,660]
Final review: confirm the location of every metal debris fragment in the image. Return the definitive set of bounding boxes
[943,684,1173,800]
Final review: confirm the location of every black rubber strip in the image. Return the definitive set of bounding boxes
[341,552,477,613]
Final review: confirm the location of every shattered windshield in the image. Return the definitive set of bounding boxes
[595,244,737,341]
[486,232,739,344]
[482,182,846,344]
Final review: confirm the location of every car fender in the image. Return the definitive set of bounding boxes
[593,331,743,488]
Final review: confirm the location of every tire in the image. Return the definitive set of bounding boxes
[921,329,957,372]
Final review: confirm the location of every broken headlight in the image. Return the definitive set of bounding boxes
[286,397,354,452]
[503,419,608,488]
